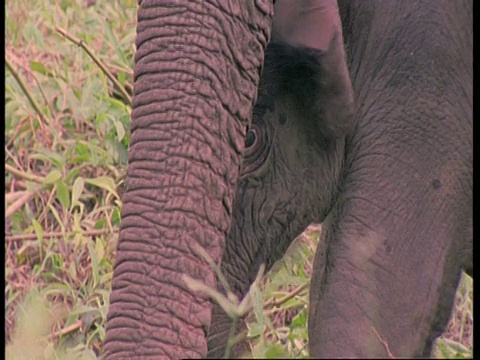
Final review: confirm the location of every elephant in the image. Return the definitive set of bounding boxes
[104,0,472,358]
[207,0,473,357]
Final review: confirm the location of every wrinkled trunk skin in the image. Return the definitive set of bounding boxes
[103,1,273,358]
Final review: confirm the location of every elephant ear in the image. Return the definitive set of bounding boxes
[272,0,354,138]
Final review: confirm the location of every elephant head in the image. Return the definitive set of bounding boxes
[103,0,353,358]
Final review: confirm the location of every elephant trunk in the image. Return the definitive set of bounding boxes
[103,1,272,358]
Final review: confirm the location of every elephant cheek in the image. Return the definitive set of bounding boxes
[103,1,273,359]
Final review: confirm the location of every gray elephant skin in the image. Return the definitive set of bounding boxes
[103,0,472,359]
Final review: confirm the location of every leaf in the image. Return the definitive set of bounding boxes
[68,262,77,280]
[264,314,275,333]
[100,272,113,285]
[117,71,126,86]
[274,297,305,311]
[23,22,44,47]
[75,142,89,157]
[71,177,85,211]
[435,338,471,358]
[105,96,128,112]
[251,339,267,358]
[105,132,128,165]
[81,309,102,334]
[88,240,99,288]
[267,268,305,292]
[183,275,246,319]
[251,282,264,326]
[56,179,70,209]
[290,307,308,329]
[94,219,106,229]
[31,218,43,244]
[111,207,122,226]
[275,326,290,341]
[120,113,131,143]
[291,326,308,342]
[264,343,291,359]
[72,210,82,232]
[95,238,105,261]
[43,170,62,185]
[29,61,47,75]
[85,176,118,199]
[101,18,126,64]
[48,204,65,233]
[94,112,109,126]
[248,322,266,338]
[79,77,104,119]
[113,119,125,141]
[31,149,65,170]
[42,282,72,297]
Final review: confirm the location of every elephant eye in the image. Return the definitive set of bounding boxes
[241,122,271,177]
[245,128,257,148]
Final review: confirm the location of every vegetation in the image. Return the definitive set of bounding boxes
[5,0,472,358]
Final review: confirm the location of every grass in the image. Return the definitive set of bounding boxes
[5,1,472,358]
[5,0,135,357]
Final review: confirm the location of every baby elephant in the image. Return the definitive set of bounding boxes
[207,0,472,358]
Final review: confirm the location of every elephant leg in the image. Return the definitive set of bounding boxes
[309,165,471,357]
[308,1,472,357]
[103,1,273,358]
